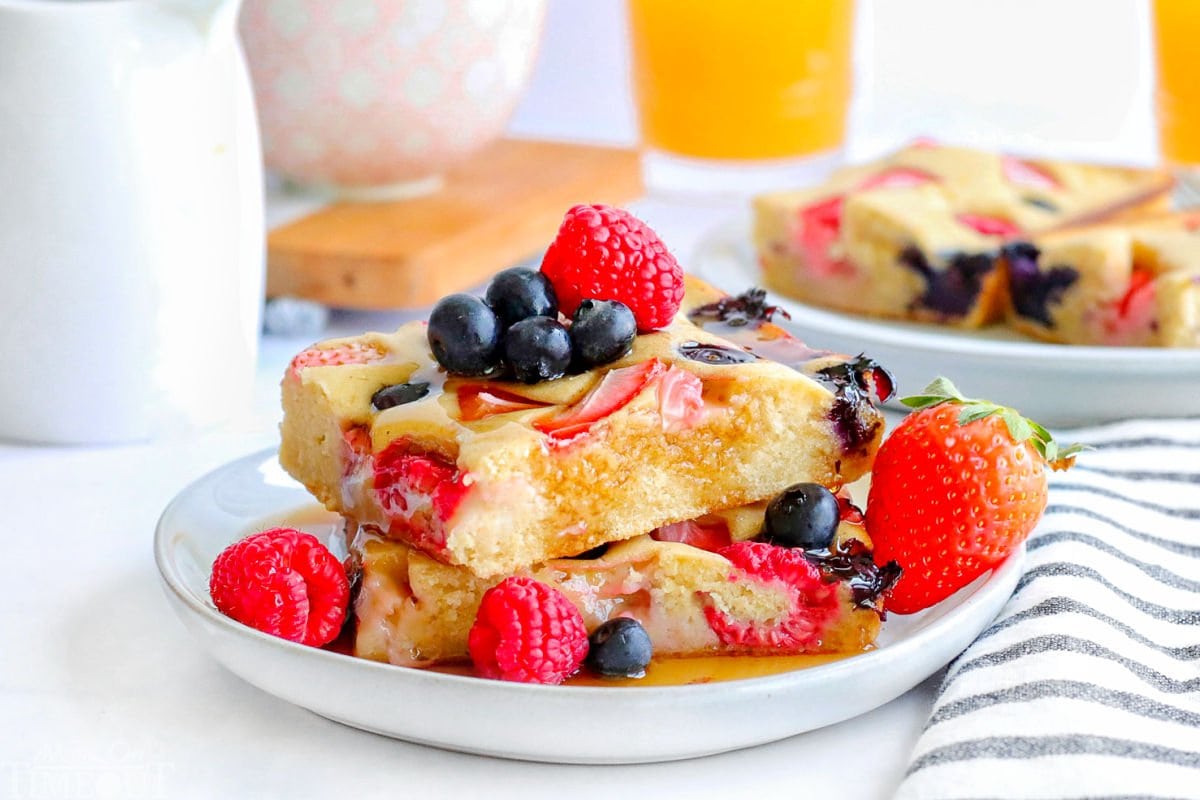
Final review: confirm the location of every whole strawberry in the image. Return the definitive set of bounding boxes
[866,378,1079,614]
[540,204,684,332]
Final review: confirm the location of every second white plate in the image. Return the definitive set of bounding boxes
[691,216,1200,427]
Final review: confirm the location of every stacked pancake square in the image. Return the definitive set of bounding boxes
[279,277,896,668]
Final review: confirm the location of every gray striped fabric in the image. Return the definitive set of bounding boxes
[896,419,1200,800]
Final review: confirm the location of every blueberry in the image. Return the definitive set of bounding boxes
[1002,242,1078,327]
[485,267,558,328]
[504,316,572,383]
[763,483,840,550]
[427,294,502,376]
[586,618,653,678]
[570,299,636,367]
[899,246,997,319]
[371,381,430,411]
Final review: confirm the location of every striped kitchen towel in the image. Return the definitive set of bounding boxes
[896,418,1200,800]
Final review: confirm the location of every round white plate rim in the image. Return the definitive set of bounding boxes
[156,447,1024,762]
[691,214,1200,369]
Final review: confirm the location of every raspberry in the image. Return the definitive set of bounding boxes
[468,577,589,684]
[209,528,349,647]
[540,204,683,332]
[704,541,841,651]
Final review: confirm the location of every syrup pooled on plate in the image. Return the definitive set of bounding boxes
[429,652,854,687]
[254,505,871,687]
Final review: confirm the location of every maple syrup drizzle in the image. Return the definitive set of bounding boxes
[426,652,857,687]
[686,293,894,451]
[687,317,832,375]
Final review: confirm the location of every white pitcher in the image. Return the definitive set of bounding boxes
[0,0,264,445]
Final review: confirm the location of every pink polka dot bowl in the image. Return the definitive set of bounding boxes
[239,0,547,200]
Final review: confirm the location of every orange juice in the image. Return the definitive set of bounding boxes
[628,0,854,161]
[1153,0,1200,164]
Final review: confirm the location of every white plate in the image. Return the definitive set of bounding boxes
[156,448,1022,764]
[691,215,1200,427]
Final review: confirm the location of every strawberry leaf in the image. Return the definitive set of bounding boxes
[1049,441,1089,470]
[999,409,1034,443]
[1027,418,1053,443]
[901,394,948,410]
[902,376,969,410]
[958,403,999,425]
[902,376,1082,470]
[926,376,967,401]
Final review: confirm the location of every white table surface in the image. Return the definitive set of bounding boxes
[0,2,1166,797]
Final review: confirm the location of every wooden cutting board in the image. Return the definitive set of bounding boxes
[266,139,644,310]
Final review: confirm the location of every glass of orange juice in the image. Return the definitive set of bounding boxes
[1153,0,1200,179]
[628,0,855,196]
